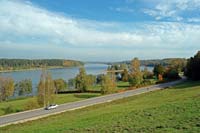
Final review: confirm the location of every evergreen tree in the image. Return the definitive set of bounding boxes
[185,51,200,80]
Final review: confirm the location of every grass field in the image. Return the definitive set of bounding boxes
[1,81,200,132]
[0,93,100,116]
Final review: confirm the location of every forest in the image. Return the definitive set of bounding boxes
[0,59,83,71]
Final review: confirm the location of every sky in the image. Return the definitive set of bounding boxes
[0,0,200,61]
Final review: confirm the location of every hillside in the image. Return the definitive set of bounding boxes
[1,81,200,132]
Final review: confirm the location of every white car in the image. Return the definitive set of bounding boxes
[45,104,58,110]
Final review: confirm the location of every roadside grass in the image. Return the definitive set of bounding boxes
[0,93,101,116]
[1,81,200,132]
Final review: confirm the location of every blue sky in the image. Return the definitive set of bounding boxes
[0,0,200,61]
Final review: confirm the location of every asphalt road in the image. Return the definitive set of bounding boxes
[0,79,185,127]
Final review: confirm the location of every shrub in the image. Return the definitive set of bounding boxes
[24,99,40,110]
[101,75,116,94]
[164,68,180,80]
[3,105,15,114]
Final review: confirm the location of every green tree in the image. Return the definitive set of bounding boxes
[68,78,76,89]
[142,67,153,79]
[54,79,67,93]
[37,69,55,107]
[0,77,14,101]
[185,51,200,80]
[75,67,88,92]
[86,74,96,88]
[170,59,186,73]
[153,64,165,77]
[15,79,32,96]
[164,68,180,80]
[101,75,116,94]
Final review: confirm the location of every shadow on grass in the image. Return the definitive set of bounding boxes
[172,81,200,90]
[73,94,99,99]
[117,85,130,87]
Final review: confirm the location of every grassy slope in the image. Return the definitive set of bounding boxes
[1,81,200,133]
[0,93,100,116]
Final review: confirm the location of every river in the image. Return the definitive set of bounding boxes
[0,64,153,97]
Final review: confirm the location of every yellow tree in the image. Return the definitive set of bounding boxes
[101,75,116,94]
[129,58,143,87]
[37,69,55,107]
[0,77,14,101]
[75,67,88,92]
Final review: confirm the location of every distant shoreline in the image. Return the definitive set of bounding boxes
[0,66,79,73]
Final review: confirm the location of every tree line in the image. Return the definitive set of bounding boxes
[0,59,83,71]
[115,58,187,67]
[0,78,32,102]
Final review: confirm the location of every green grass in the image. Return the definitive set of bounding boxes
[0,93,100,116]
[88,81,130,91]
[1,81,200,132]
[116,81,130,89]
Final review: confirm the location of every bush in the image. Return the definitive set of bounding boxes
[24,99,40,110]
[164,68,180,80]
[101,75,116,94]
[128,73,143,88]
[3,105,15,114]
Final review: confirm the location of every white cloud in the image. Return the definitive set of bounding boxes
[143,0,200,21]
[0,0,200,60]
[188,18,200,23]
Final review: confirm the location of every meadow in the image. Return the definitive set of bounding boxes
[1,81,200,132]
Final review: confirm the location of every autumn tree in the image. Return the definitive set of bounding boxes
[75,67,88,92]
[153,64,165,77]
[129,58,143,87]
[0,77,14,101]
[121,69,129,82]
[101,75,116,94]
[37,69,55,107]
